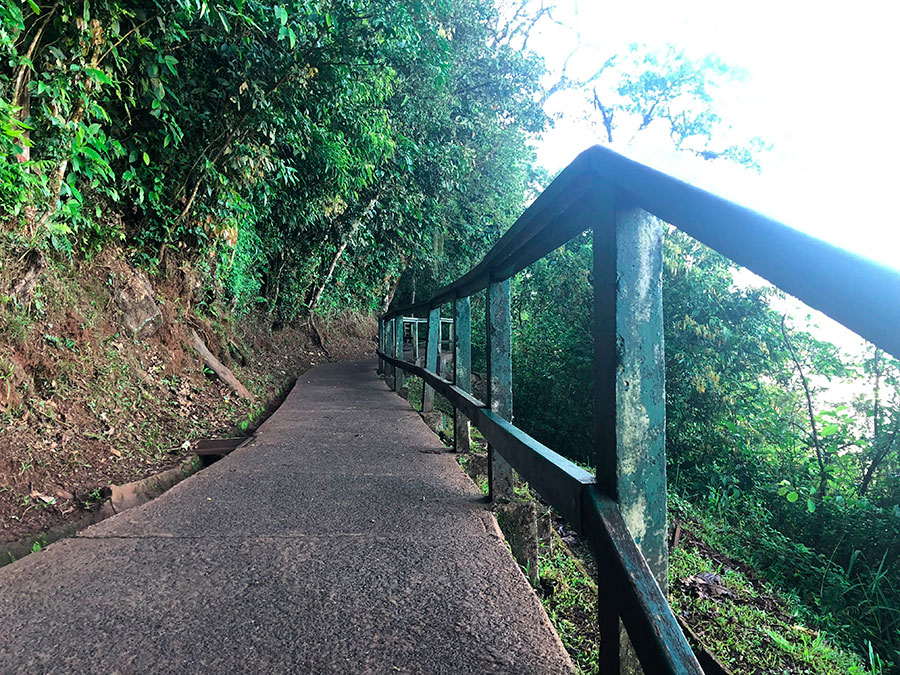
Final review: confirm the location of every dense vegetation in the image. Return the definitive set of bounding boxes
[2,0,897,671]
[1,0,544,318]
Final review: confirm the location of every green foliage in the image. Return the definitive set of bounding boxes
[538,544,600,674]
[510,234,594,464]
[590,43,771,169]
[1,0,545,319]
[669,539,872,674]
[673,493,898,672]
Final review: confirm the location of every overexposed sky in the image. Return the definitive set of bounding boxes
[525,0,900,273]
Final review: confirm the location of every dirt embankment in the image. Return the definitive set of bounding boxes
[0,249,375,546]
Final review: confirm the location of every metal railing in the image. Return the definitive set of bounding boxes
[398,316,454,365]
[376,145,900,673]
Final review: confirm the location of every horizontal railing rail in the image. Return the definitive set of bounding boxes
[376,352,695,672]
[384,146,900,358]
[376,144,900,674]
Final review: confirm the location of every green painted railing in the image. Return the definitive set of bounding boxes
[376,145,900,673]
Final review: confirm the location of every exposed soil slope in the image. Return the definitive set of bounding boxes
[0,248,374,546]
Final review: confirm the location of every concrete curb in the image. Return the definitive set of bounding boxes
[1,454,203,566]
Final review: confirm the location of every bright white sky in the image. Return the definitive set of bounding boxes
[527,0,900,272]
[522,0,899,358]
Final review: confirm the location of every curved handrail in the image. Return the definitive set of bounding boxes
[386,145,900,358]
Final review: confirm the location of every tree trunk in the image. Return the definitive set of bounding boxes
[13,74,30,163]
[780,316,826,497]
[381,265,405,313]
[859,413,899,495]
[190,329,252,400]
[780,315,832,546]
[309,239,349,310]
[308,195,379,311]
[11,5,57,163]
[35,15,100,234]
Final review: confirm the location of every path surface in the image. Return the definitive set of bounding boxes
[0,359,572,673]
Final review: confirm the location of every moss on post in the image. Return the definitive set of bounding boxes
[422,308,440,412]
[487,279,515,502]
[454,297,472,453]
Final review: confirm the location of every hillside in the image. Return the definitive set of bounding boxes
[0,244,376,546]
[1,0,541,547]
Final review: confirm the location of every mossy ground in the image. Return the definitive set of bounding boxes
[669,541,871,674]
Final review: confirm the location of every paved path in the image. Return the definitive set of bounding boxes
[0,360,572,673]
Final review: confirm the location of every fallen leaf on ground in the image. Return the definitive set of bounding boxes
[680,572,736,601]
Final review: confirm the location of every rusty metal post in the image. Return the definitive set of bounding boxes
[487,279,514,502]
[593,186,667,672]
[422,308,440,412]
[454,296,471,453]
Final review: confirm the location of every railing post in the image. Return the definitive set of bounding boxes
[593,186,667,672]
[487,279,515,501]
[439,320,447,375]
[454,296,471,453]
[395,316,405,393]
[388,317,398,392]
[422,307,440,412]
[377,318,384,374]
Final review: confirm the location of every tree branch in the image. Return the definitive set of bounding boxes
[97,13,161,66]
[781,315,827,496]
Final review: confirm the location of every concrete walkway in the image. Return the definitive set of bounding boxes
[0,360,572,673]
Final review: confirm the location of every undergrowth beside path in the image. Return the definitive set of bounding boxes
[394,372,876,674]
